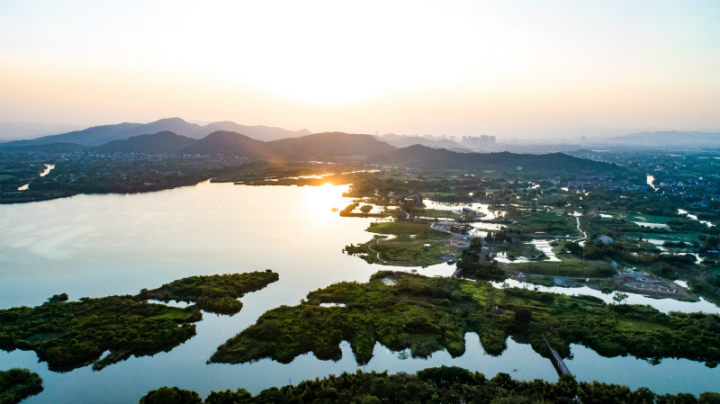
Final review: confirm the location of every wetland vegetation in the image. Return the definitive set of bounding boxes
[139,271,279,315]
[0,271,278,372]
[0,295,201,371]
[344,221,455,267]
[137,366,720,404]
[211,271,720,367]
[0,369,43,404]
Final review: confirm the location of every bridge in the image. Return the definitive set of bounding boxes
[543,335,572,377]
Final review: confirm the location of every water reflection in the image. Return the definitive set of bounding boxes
[0,182,719,403]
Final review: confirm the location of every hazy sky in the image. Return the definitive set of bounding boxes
[1,0,719,139]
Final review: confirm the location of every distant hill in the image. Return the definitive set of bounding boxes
[182,131,393,161]
[0,125,618,176]
[268,132,395,161]
[608,131,720,148]
[371,144,618,174]
[95,131,196,154]
[182,131,277,160]
[0,117,310,147]
[200,121,310,142]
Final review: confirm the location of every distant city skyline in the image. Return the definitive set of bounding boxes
[2,1,719,139]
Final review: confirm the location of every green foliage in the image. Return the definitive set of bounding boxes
[510,212,577,237]
[47,293,68,303]
[508,259,616,278]
[372,240,452,267]
[366,221,444,238]
[139,387,202,404]
[457,238,507,280]
[138,366,711,404]
[417,208,462,219]
[0,295,201,372]
[139,270,279,315]
[0,368,43,404]
[359,204,373,213]
[210,271,720,367]
[339,202,386,218]
[346,221,452,266]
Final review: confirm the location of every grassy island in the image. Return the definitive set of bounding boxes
[0,295,201,371]
[138,366,720,404]
[0,369,43,404]
[344,221,455,267]
[139,270,279,315]
[0,270,279,372]
[211,271,720,367]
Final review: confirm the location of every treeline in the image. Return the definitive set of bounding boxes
[138,366,720,404]
[0,295,201,371]
[139,270,279,315]
[0,368,43,404]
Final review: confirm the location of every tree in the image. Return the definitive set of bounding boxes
[139,387,201,404]
[613,292,628,305]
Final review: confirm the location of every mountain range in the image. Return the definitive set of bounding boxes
[77,129,393,162]
[1,117,310,147]
[0,118,619,174]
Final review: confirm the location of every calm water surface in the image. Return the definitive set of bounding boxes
[1,182,719,403]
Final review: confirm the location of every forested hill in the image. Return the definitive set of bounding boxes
[95,131,196,154]
[266,132,395,161]
[371,144,619,174]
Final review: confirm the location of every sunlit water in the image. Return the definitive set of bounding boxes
[1,182,719,403]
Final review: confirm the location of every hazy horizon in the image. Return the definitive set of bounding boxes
[2,1,720,139]
[4,117,720,144]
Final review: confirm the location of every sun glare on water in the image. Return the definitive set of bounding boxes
[303,183,351,225]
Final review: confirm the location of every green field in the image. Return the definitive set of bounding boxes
[506,258,616,278]
[417,208,462,220]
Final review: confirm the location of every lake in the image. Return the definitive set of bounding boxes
[1,181,719,403]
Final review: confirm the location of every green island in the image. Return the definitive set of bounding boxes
[0,295,201,372]
[0,271,279,371]
[138,366,720,404]
[211,271,720,367]
[139,270,279,315]
[0,369,43,404]
[344,221,457,267]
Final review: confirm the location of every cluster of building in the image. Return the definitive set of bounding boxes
[461,135,496,146]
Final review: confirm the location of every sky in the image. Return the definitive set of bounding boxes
[1,0,720,140]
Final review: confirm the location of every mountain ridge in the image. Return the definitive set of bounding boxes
[0,117,310,147]
[370,144,617,174]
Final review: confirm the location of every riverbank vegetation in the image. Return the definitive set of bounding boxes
[0,295,201,371]
[138,366,720,404]
[139,271,279,315]
[0,369,43,404]
[0,271,279,371]
[211,271,720,367]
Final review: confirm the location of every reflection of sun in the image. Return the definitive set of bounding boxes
[304,183,351,226]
